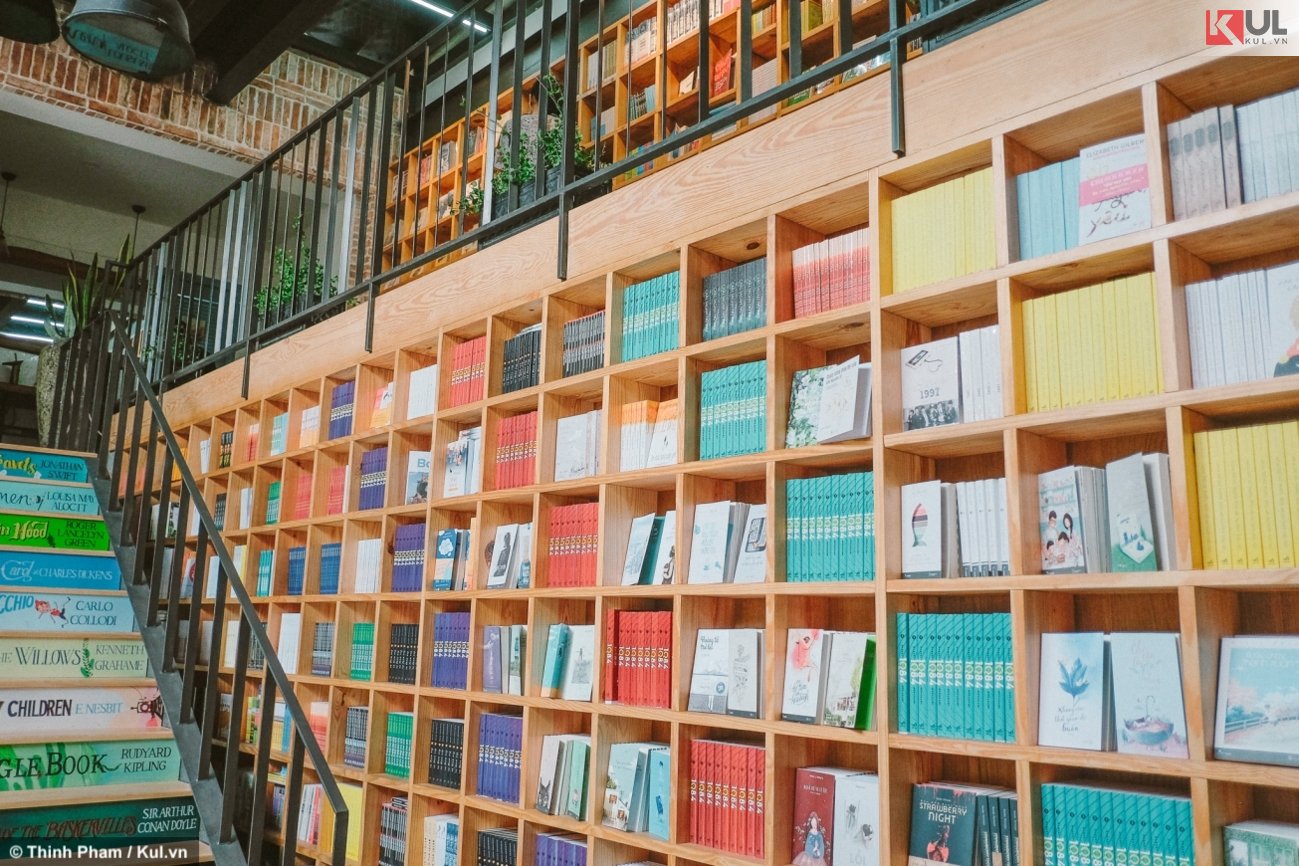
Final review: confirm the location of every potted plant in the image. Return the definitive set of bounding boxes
[253,215,338,329]
[37,235,133,445]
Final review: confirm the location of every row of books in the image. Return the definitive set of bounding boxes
[432,527,474,590]
[603,609,672,707]
[584,38,618,88]
[786,357,873,446]
[502,324,542,394]
[554,409,603,481]
[1226,821,1299,866]
[908,782,1018,866]
[683,501,764,584]
[409,363,439,418]
[786,471,875,582]
[791,227,870,318]
[393,522,427,591]
[431,611,471,688]
[482,623,527,695]
[779,629,877,729]
[896,612,1015,742]
[900,326,1003,431]
[628,84,655,121]
[353,537,384,594]
[627,15,656,63]
[370,382,395,428]
[1195,419,1299,571]
[350,622,374,679]
[486,522,534,588]
[688,739,765,857]
[1041,784,1190,866]
[534,734,591,819]
[255,548,274,596]
[312,621,334,676]
[384,710,414,777]
[344,705,368,768]
[621,509,678,586]
[494,411,538,489]
[1038,631,1188,756]
[476,712,524,803]
[618,399,678,471]
[603,742,670,839]
[1015,154,1080,260]
[388,622,419,685]
[1186,261,1299,388]
[423,815,458,866]
[378,797,407,866]
[1038,453,1175,574]
[448,335,488,407]
[358,446,389,509]
[329,380,357,440]
[699,359,767,459]
[792,768,880,866]
[546,502,599,587]
[702,257,767,341]
[1022,274,1160,412]
[539,623,596,701]
[901,477,1010,578]
[892,167,996,293]
[427,718,464,789]
[620,271,681,361]
[688,628,764,717]
[476,828,517,866]
[328,464,347,514]
[534,833,587,866]
[443,426,484,497]
[561,310,605,378]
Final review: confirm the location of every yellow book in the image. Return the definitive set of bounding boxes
[1214,428,1247,569]
[936,180,951,285]
[1098,278,1118,401]
[1193,430,1217,569]
[1118,276,1138,400]
[1234,425,1263,569]
[892,193,912,293]
[1040,294,1062,411]
[319,781,365,862]
[1252,424,1279,569]
[1079,283,1099,406]
[1286,421,1299,568]
[973,167,997,273]
[961,173,974,279]
[1022,299,1038,412]
[1060,287,1078,407]
[1088,282,1106,405]
[1267,421,1295,567]
[1137,273,1159,395]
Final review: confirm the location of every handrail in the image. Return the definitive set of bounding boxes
[48,308,349,866]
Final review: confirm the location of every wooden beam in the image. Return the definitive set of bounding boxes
[204,0,339,105]
[183,0,232,43]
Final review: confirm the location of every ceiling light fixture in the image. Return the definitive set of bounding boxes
[63,0,195,81]
[405,0,487,31]
[26,298,65,311]
[0,331,54,344]
[7,315,46,326]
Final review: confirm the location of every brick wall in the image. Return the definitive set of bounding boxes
[0,2,370,164]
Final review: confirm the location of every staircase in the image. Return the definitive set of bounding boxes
[0,443,208,863]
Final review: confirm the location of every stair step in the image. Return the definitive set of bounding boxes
[0,633,148,680]
[0,479,100,519]
[0,446,92,483]
[0,727,174,746]
[0,734,182,790]
[0,682,164,735]
[0,588,135,633]
[0,547,123,591]
[0,778,194,810]
[0,511,111,551]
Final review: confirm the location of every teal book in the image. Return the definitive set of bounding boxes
[0,739,181,791]
[602,742,645,830]
[896,614,909,734]
[265,480,281,525]
[540,624,570,698]
[646,747,670,841]
[909,783,980,866]
[256,549,274,596]
[564,737,590,820]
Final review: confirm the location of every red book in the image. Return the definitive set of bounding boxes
[690,740,701,845]
[658,611,672,709]
[327,466,346,515]
[294,473,313,520]
[751,745,765,859]
[792,767,837,865]
[604,608,618,702]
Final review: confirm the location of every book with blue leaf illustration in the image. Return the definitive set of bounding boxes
[1037,632,1108,751]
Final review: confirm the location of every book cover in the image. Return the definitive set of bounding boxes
[901,337,961,430]
[645,399,679,468]
[1037,632,1107,750]
[687,500,736,584]
[560,624,596,702]
[535,735,561,813]
[1038,467,1086,573]
[728,628,763,718]
[603,742,643,830]
[565,737,590,820]
[821,631,870,728]
[782,628,828,723]
[901,480,944,578]
[647,747,671,840]
[540,624,570,698]
[792,768,839,866]
[731,504,768,584]
[1078,133,1152,245]
[647,510,677,585]
[1215,636,1299,767]
[786,365,828,447]
[907,783,980,866]
[835,773,880,866]
[1109,632,1189,759]
[816,359,873,443]
[688,629,731,714]
[405,451,431,504]
[481,626,503,693]
[621,513,658,586]
[1105,453,1157,572]
[486,524,519,588]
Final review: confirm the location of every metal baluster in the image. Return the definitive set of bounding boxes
[219,617,252,843]
[121,380,147,535]
[197,549,228,776]
[161,484,192,670]
[279,734,306,866]
[246,674,278,866]
[131,412,161,586]
[146,447,175,627]
[179,524,208,721]
[107,362,132,511]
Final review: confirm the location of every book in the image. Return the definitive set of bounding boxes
[554,409,602,481]
[1078,133,1152,244]
[1105,452,1158,572]
[1225,821,1299,866]
[782,628,829,723]
[560,624,596,701]
[540,623,571,699]
[688,629,731,714]
[405,451,431,504]
[406,363,439,418]
[1214,635,1299,767]
[821,631,874,730]
[907,783,982,866]
[730,504,768,584]
[621,513,661,586]
[727,627,764,718]
[834,772,881,866]
[901,337,961,430]
[1109,632,1189,759]
[1037,632,1108,751]
[645,399,679,468]
[686,500,748,584]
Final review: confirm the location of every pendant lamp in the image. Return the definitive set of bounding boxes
[62,0,194,81]
[0,0,59,44]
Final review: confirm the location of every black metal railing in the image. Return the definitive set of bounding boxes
[126,0,1035,392]
[48,305,349,866]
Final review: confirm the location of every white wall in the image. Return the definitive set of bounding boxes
[4,187,172,264]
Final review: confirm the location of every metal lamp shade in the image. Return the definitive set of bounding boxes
[0,0,60,44]
[62,0,195,80]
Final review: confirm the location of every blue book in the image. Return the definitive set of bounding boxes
[482,627,503,693]
[0,449,89,482]
[0,550,122,591]
[646,747,670,840]
[286,546,306,595]
[319,542,342,595]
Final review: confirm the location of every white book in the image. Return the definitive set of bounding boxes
[730,504,768,584]
[644,404,678,468]
[407,364,440,419]
[1267,261,1299,378]
[981,325,1002,420]
[727,628,763,718]
[646,510,676,586]
[687,629,731,714]
[1109,632,1189,759]
[510,522,533,589]
[1038,632,1108,750]
[834,773,881,866]
[901,480,944,578]
[996,476,1009,575]
[555,411,597,481]
[277,612,303,675]
[560,624,596,702]
[487,524,520,588]
[621,513,658,586]
[536,735,563,813]
[1143,453,1175,573]
[958,330,980,423]
[781,628,829,724]
[223,620,240,669]
[406,450,432,504]
[442,433,471,497]
[1105,453,1158,572]
[687,500,737,584]
[238,486,253,530]
[815,358,873,443]
[205,556,221,600]
[1078,133,1152,245]
[900,337,961,430]
[955,481,974,576]
[198,439,211,474]
[821,631,870,728]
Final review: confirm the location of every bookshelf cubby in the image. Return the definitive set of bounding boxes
[139,52,1299,866]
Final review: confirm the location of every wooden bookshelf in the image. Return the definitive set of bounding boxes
[140,50,1299,866]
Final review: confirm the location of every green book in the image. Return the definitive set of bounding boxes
[857,635,877,730]
[564,737,589,820]
[266,480,282,525]
[540,624,570,698]
[350,622,375,680]
[0,513,111,550]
